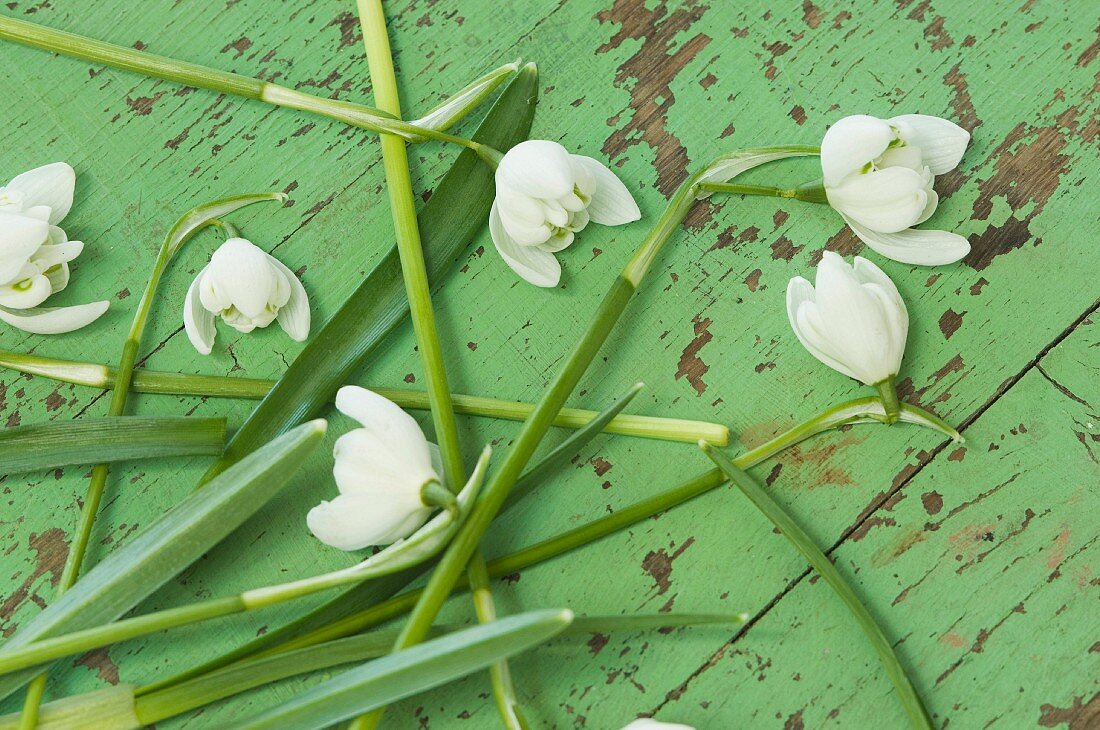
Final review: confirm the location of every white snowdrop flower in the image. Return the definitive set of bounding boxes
[183,237,309,354]
[490,140,640,287]
[786,251,909,387]
[822,114,971,265]
[0,162,108,334]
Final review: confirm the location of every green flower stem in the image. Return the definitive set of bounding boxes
[0,351,728,445]
[700,444,933,729]
[353,1,522,726]
[698,180,828,203]
[361,149,820,730]
[875,375,902,424]
[0,14,505,163]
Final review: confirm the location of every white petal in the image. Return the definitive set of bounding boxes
[813,252,896,384]
[0,300,108,334]
[183,266,217,355]
[268,255,310,342]
[826,166,930,233]
[0,274,52,308]
[537,230,574,253]
[0,212,49,284]
[334,386,434,472]
[889,114,970,174]
[489,201,561,287]
[7,163,76,225]
[496,140,574,199]
[31,241,83,268]
[788,271,865,382]
[307,493,433,551]
[570,155,641,226]
[842,214,971,266]
[820,115,894,187]
[45,262,69,294]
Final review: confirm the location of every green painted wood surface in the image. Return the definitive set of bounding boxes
[0,0,1096,727]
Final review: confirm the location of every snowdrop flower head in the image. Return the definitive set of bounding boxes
[490,139,640,287]
[307,386,444,551]
[620,720,695,730]
[822,114,971,266]
[183,236,309,354]
[0,162,108,333]
[786,251,908,388]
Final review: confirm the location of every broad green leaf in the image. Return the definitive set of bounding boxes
[225,610,572,730]
[0,685,140,730]
[0,420,326,702]
[0,416,225,475]
[204,64,539,481]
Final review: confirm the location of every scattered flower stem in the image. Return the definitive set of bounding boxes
[353,2,523,726]
[697,181,828,203]
[0,14,507,166]
[700,443,934,729]
[16,194,282,724]
[0,351,728,445]
[361,147,819,729]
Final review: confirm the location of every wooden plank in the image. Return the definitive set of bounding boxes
[0,0,1097,726]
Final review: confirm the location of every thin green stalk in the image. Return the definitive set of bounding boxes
[16,195,281,723]
[364,147,820,730]
[354,2,521,726]
[701,444,933,729]
[0,352,725,444]
[0,14,507,163]
[698,180,828,203]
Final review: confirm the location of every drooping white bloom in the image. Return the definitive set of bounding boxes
[183,237,309,354]
[822,114,971,266]
[786,252,909,387]
[0,162,109,334]
[307,386,443,551]
[620,720,695,730]
[490,140,641,287]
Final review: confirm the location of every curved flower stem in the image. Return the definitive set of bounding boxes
[0,350,727,445]
[701,444,933,729]
[0,14,506,165]
[16,195,282,725]
[353,2,522,727]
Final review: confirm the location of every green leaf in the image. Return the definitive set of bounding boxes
[204,64,539,481]
[0,416,225,475]
[700,443,934,730]
[225,610,572,730]
[0,420,327,702]
[0,685,140,730]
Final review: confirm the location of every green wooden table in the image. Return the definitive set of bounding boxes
[1,0,1097,727]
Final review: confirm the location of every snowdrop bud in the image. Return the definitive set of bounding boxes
[620,720,695,730]
[821,114,971,266]
[0,162,109,334]
[183,237,309,354]
[489,139,641,287]
[307,386,443,551]
[786,252,909,387]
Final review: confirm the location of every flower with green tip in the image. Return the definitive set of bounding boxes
[307,386,450,551]
[489,139,641,287]
[786,251,908,389]
[0,162,109,334]
[183,237,309,354]
[822,113,971,265]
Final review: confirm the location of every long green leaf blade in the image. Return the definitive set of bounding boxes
[226,610,572,730]
[0,417,225,475]
[204,64,538,480]
[700,443,933,729]
[0,420,327,701]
